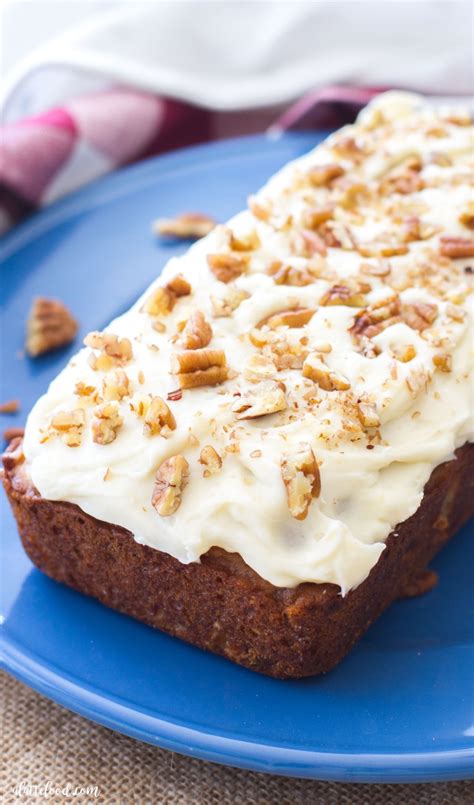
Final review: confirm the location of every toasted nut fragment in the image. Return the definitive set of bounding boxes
[181,310,213,350]
[319,221,356,250]
[248,195,272,221]
[232,381,287,419]
[199,445,222,476]
[143,395,177,437]
[92,401,123,445]
[75,381,98,400]
[401,215,437,242]
[0,399,20,414]
[281,442,321,520]
[50,408,85,447]
[229,230,260,251]
[172,348,228,389]
[445,303,466,323]
[152,455,190,516]
[142,274,191,318]
[207,253,249,283]
[292,229,327,258]
[439,236,474,258]
[211,287,250,317]
[84,331,133,368]
[243,353,277,382]
[307,163,344,187]
[26,297,78,357]
[320,282,367,308]
[359,261,391,278]
[103,370,131,401]
[3,426,25,442]
[302,354,351,391]
[459,202,474,230]
[357,400,380,428]
[432,353,452,372]
[350,295,402,340]
[391,343,417,363]
[266,261,319,287]
[257,308,315,329]
[358,240,408,258]
[302,205,334,229]
[332,136,366,162]
[402,301,438,332]
[153,212,216,240]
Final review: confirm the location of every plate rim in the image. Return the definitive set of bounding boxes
[1,131,473,783]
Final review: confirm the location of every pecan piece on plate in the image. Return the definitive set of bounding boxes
[153,212,216,240]
[26,297,78,357]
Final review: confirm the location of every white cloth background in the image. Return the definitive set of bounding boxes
[2,0,473,123]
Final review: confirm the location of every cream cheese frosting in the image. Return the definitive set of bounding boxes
[23,92,474,593]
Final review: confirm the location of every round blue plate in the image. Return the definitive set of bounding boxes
[1,133,473,783]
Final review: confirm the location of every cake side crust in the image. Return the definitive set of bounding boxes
[3,439,473,678]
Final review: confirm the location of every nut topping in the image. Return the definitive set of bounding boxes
[50,409,85,447]
[281,443,321,520]
[432,353,452,372]
[199,445,223,476]
[243,354,277,382]
[103,370,131,401]
[181,310,213,350]
[257,307,315,329]
[142,274,191,317]
[92,401,123,445]
[357,399,380,428]
[207,253,249,283]
[153,212,216,240]
[172,349,228,389]
[232,381,287,419]
[320,281,368,308]
[302,354,351,391]
[307,163,344,187]
[84,331,133,370]
[402,301,438,332]
[459,202,474,230]
[439,236,474,259]
[26,297,78,357]
[143,396,177,437]
[211,287,250,317]
[391,343,416,363]
[152,455,190,516]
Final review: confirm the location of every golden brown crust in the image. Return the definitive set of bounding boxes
[2,439,473,678]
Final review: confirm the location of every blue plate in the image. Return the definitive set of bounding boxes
[1,133,473,783]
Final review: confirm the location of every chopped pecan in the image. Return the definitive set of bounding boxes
[211,287,250,317]
[199,445,223,476]
[232,380,287,419]
[320,281,368,308]
[229,229,260,251]
[357,399,380,428]
[207,253,249,283]
[26,297,78,357]
[143,274,191,316]
[257,308,315,329]
[439,236,474,258]
[302,205,334,229]
[243,353,277,382]
[172,348,228,389]
[102,370,131,401]
[0,399,20,414]
[92,401,123,445]
[302,354,351,391]
[402,301,438,332]
[84,331,133,370]
[358,240,408,258]
[143,395,177,437]
[350,295,402,340]
[50,408,85,447]
[432,353,452,372]
[3,426,25,442]
[459,202,474,230]
[152,455,190,516]
[359,260,391,278]
[318,221,356,250]
[292,229,327,257]
[280,442,321,520]
[181,310,213,349]
[266,261,319,287]
[331,136,366,162]
[401,216,437,242]
[391,343,417,363]
[248,195,272,221]
[307,163,344,187]
[153,212,216,239]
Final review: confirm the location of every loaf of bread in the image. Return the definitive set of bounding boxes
[3,92,473,677]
